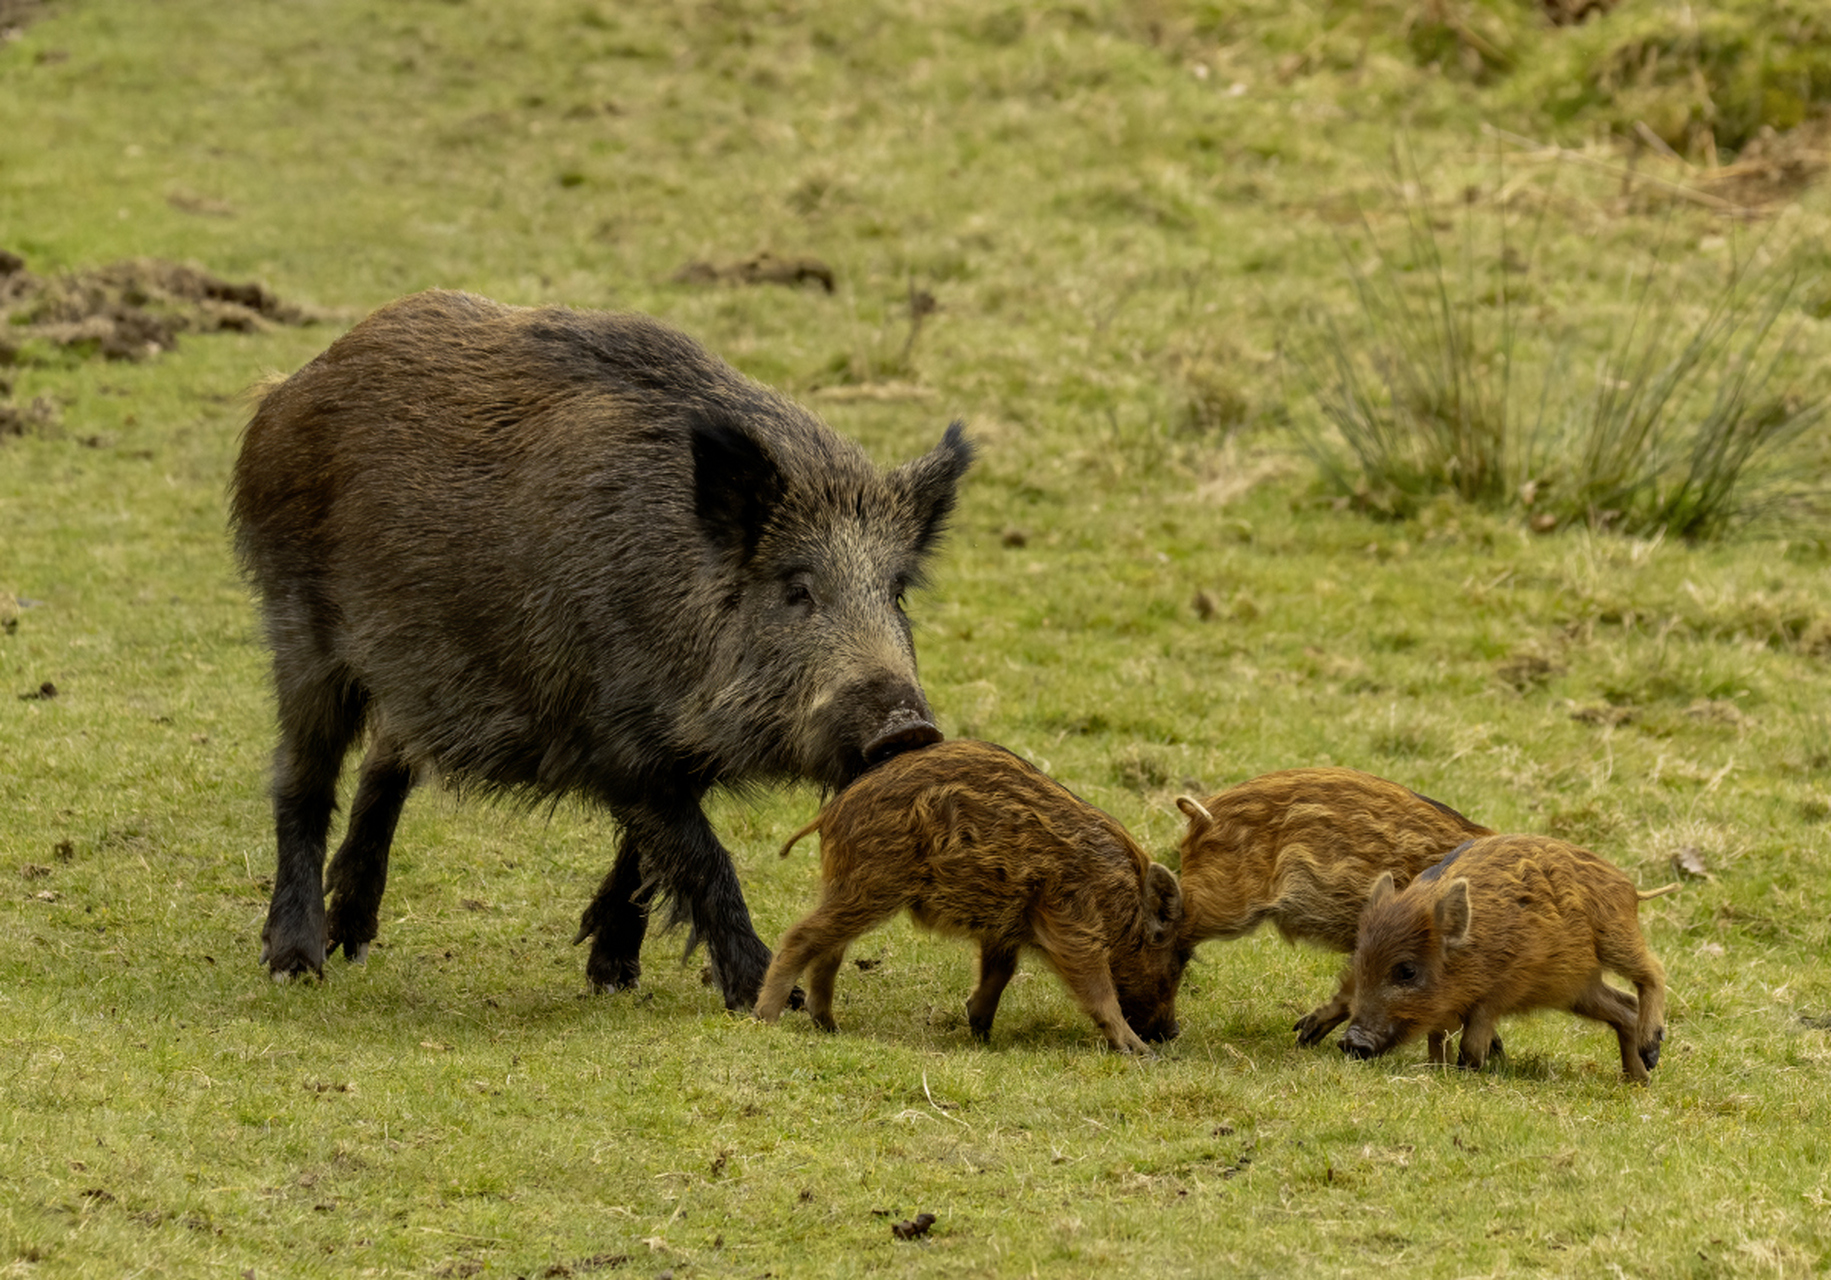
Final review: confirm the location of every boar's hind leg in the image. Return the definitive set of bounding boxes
[576,829,651,994]
[1295,965,1355,1047]
[966,945,1020,1044]
[262,670,367,980]
[323,734,414,964]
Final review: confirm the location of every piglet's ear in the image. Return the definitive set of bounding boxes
[1144,862,1183,946]
[692,412,784,563]
[892,420,976,559]
[1366,871,1397,911]
[1435,878,1472,948]
[1175,795,1213,832]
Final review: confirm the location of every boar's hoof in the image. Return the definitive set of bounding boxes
[586,952,643,994]
[862,717,942,766]
[1640,1027,1663,1072]
[261,939,326,982]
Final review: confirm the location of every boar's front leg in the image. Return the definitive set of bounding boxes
[323,734,414,964]
[585,798,773,1010]
[966,944,1020,1044]
[576,829,651,994]
[1294,964,1355,1047]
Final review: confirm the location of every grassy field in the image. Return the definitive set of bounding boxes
[4,1,1831,1275]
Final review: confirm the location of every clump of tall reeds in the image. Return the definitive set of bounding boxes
[1290,151,1826,541]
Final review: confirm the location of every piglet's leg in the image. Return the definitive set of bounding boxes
[1572,978,1648,1084]
[1427,1031,1449,1065]
[1294,964,1355,1047]
[803,948,848,1032]
[1037,928,1150,1055]
[758,884,896,1030]
[1456,1009,1500,1071]
[967,944,1020,1044]
[1599,932,1667,1078]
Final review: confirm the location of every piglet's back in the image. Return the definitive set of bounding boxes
[804,741,1146,872]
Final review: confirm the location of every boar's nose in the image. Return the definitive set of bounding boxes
[863,713,942,765]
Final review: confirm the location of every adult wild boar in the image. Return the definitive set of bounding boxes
[1341,834,1676,1083]
[1174,767,1491,1046]
[757,740,1188,1053]
[230,289,974,1009]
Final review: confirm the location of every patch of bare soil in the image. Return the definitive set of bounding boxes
[0,0,50,41]
[1700,119,1831,209]
[0,252,324,436]
[670,251,836,293]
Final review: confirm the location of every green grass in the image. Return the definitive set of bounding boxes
[4,0,1831,1275]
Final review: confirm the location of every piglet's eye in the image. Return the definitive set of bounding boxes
[1393,961,1419,984]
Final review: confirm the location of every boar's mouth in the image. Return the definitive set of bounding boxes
[861,713,942,766]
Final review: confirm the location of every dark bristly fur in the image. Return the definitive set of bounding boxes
[230,289,974,1008]
[1342,833,1676,1084]
[756,740,1188,1053]
[1173,767,1491,1047]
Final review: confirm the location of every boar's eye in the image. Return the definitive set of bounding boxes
[1392,961,1419,984]
[783,577,816,611]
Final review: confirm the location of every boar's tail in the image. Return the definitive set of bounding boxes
[778,815,825,859]
[1637,882,1682,901]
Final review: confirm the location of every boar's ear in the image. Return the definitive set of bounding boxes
[1366,871,1397,911]
[1435,878,1472,949]
[1144,862,1184,945]
[892,420,976,559]
[691,412,785,562]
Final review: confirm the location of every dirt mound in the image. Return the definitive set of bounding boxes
[0,0,51,40]
[0,252,321,365]
[0,252,326,438]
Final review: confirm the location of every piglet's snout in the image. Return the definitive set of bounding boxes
[1340,1027,1380,1059]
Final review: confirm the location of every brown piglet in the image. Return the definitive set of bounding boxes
[1175,768,1492,1045]
[1341,834,1677,1083]
[756,740,1188,1053]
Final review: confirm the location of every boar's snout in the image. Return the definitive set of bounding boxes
[863,711,943,765]
[812,674,942,788]
[1340,1025,1382,1060]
